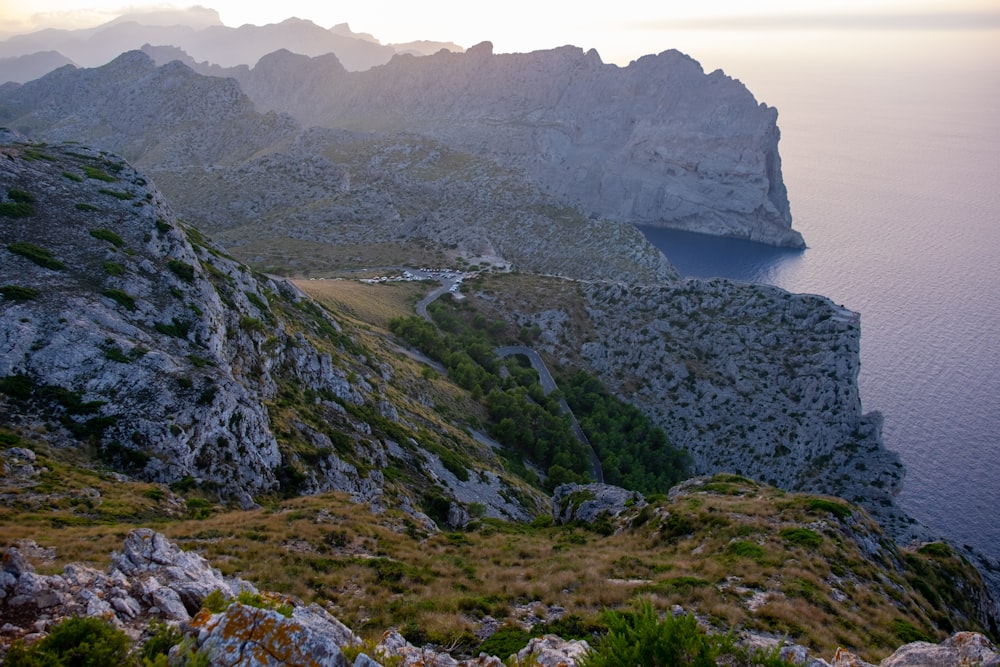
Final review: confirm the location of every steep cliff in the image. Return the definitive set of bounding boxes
[235,44,804,248]
[0,52,676,284]
[0,134,545,522]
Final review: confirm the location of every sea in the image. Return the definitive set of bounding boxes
[637,29,1000,563]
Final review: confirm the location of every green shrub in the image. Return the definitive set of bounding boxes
[0,285,40,302]
[168,259,196,283]
[104,261,125,276]
[139,622,183,664]
[186,497,212,519]
[63,171,84,182]
[8,189,35,203]
[202,588,231,613]
[890,619,932,643]
[724,540,766,562]
[478,624,532,659]
[75,202,101,212]
[805,498,852,520]
[102,289,136,311]
[6,242,65,270]
[580,600,717,667]
[4,616,132,667]
[155,318,191,339]
[0,202,34,217]
[90,228,124,247]
[83,165,116,182]
[780,527,823,550]
[98,188,134,200]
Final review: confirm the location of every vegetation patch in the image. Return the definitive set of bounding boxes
[98,188,134,200]
[168,259,196,283]
[89,228,124,247]
[75,202,101,212]
[780,527,823,550]
[102,289,136,311]
[0,285,40,302]
[83,165,117,182]
[103,261,125,276]
[6,242,66,270]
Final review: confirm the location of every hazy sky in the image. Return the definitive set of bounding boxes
[2,0,999,68]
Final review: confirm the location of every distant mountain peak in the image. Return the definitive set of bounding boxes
[105,6,223,30]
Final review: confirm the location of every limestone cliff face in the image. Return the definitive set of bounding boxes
[0,135,545,521]
[239,44,803,248]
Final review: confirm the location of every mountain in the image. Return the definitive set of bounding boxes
[229,44,803,248]
[0,46,802,252]
[0,9,461,77]
[1,135,998,660]
[0,51,677,284]
[0,51,74,84]
[0,132,544,523]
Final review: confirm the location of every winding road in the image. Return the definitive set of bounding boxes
[414,276,604,484]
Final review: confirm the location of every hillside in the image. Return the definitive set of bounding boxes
[2,135,999,664]
[0,133,547,524]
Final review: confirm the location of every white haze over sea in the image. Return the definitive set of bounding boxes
[642,29,1000,561]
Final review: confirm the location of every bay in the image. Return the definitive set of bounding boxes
[640,29,1000,562]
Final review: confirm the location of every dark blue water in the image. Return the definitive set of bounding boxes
[638,34,1000,562]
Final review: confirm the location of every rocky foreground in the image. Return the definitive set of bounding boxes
[2,525,997,667]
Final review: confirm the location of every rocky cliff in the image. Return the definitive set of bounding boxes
[0,52,677,284]
[1,41,803,250]
[0,133,545,522]
[229,44,804,248]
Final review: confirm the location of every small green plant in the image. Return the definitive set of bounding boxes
[805,498,852,520]
[0,285,40,302]
[154,317,191,339]
[83,165,117,182]
[202,588,231,613]
[4,615,132,667]
[103,289,136,311]
[186,497,212,519]
[90,228,124,247]
[724,540,766,562]
[779,527,823,550]
[104,261,125,276]
[99,188,134,200]
[168,259,196,283]
[63,171,84,182]
[580,600,717,667]
[75,202,101,212]
[7,189,35,203]
[6,242,65,270]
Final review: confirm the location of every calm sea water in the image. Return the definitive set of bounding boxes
[640,30,1000,562]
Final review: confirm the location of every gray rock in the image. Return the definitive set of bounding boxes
[2,547,33,576]
[879,632,999,667]
[552,483,645,525]
[195,603,353,666]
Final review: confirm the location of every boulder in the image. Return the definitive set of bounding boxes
[193,603,355,666]
[552,483,644,526]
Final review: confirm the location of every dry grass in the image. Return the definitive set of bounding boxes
[0,432,986,663]
[296,279,431,330]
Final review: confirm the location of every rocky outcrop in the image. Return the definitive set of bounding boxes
[483,277,914,540]
[234,45,803,248]
[0,135,547,520]
[0,53,677,284]
[192,603,356,667]
[1,528,250,630]
[832,632,1000,667]
[551,483,644,525]
[2,529,997,666]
